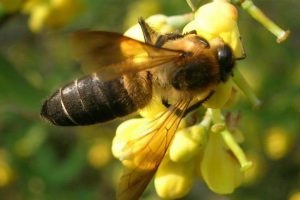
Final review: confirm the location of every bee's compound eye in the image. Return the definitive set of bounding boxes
[217,44,233,66]
[217,44,235,81]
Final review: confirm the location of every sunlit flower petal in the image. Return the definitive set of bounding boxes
[203,78,234,109]
[200,131,243,194]
[154,156,194,199]
[138,95,167,119]
[183,0,244,58]
[169,124,207,163]
[124,14,193,42]
[112,118,152,168]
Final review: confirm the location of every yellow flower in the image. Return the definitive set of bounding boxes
[264,127,293,160]
[124,13,192,42]
[200,130,244,194]
[112,118,153,169]
[138,94,167,119]
[113,3,254,197]
[22,0,85,32]
[154,157,194,199]
[169,124,207,163]
[183,0,262,109]
[164,2,256,194]
[155,109,251,198]
[182,1,245,109]
[88,140,112,168]
[183,0,244,59]
[203,78,234,109]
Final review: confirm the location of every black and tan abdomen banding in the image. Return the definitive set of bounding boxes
[41,72,151,126]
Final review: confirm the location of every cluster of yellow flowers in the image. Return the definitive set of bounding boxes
[112,0,288,199]
[113,0,251,198]
[0,0,84,32]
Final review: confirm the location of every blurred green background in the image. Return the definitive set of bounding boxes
[0,0,299,199]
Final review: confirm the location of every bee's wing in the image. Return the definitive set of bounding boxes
[71,31,184,80]
[117,98,192,200]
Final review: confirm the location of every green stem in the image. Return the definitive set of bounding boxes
[238,0,290,43]
[209,109,252,171]
[221,129,252,171]
[166,13,194,29]
[199,109,213,128]
[232,68,261,108]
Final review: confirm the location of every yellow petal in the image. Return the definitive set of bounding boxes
[194,1,237,32]
[124,23,145,42]
[138,95,167,119]
[200,131,243,194]
[154,157,194,199]
[169,125,207,163]
[183,1,245,58]
[203,78,233,109]
[124,14,171,42]
[112,118,162,169]
[112,118,150,162]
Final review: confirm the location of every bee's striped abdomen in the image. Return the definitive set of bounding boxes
[41,73,142,126]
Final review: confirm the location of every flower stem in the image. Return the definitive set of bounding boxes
[209,109,252,171]
[232,68,261,108]
[166,13,194,29]
[220,129,252,171]
[199,109,213,128]
[234,0,290,43]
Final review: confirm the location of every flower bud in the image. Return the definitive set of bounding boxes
[183,1,245,58]
[169,125,207,163]
[154,157,194,199]
[113,117,171,170]
[112,118,152,168]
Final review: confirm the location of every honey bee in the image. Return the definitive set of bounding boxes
[41,18,235,199]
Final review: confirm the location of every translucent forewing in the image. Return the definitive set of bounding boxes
[71,31,185,80]
[117,98,192,200]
